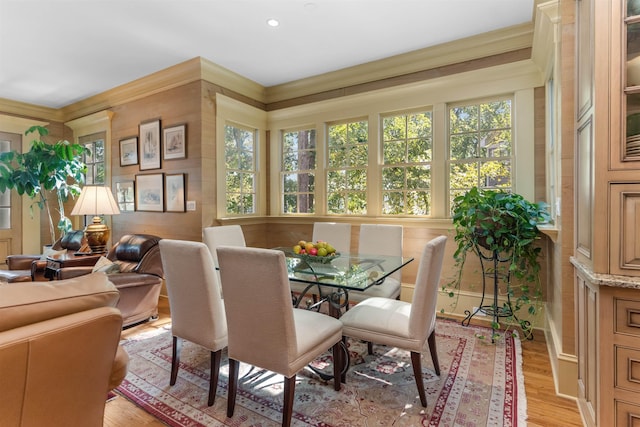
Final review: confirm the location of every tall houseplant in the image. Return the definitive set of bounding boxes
[0,126,87,243]
[445,187,550,340]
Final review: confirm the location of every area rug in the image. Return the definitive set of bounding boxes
[116,318,526,426]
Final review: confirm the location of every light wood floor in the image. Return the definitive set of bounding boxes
[104,299,584,427]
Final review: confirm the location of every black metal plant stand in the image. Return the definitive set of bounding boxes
[461,245,533,342]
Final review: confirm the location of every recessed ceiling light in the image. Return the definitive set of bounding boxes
[266,18,279,27]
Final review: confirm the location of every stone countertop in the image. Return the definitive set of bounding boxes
[571,256,640,289]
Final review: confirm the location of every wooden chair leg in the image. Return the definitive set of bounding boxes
[410,351,427,407]
[332,342,342,391]
[208,349,222,406]
[341,336,348,384]
[427,329,440,376]
[282,375,296,427]
[227,359,239,417]
[367,341,373,355]
[170,336,182,386]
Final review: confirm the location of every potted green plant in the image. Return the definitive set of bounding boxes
[0,125,88,244]
[444,187,550,340]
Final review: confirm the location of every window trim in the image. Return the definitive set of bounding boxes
[216,94,267,219]
[268,62,538,219]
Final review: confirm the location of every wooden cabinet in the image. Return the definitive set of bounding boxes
[599,286,640,425]
[574,0,640,426]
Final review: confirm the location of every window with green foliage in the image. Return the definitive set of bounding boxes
[327,120,368,214]
[282,128,316,213]
[80,134,105,185]
[225,123,256,215]
[448,98,512,207]
[382,111,432,215]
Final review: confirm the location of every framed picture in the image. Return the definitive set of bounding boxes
[119,137,138,166]
[135,173,164,212]
[163,124,186,160]
[115,181,135,212]
[139,119,161,170]
[165,173,186,212]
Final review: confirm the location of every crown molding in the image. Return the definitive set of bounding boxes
[264,22,534,104]
[60,57,266,121]
[532,0,560,79]
[0,97,63,122]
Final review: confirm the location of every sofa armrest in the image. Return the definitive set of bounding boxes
[109,345,129,390]
[54,266,94,280]
[6,255,40,270]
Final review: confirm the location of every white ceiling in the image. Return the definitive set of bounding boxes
[0,0,534,109]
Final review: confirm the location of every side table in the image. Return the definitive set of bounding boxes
[45,252,103,280]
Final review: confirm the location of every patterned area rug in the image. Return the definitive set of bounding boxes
[116,318,526,426]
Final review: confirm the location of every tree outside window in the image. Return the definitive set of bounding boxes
[382,111,432,215]
[282,128,316,213]
[448,99,513,209]
[225,124,256,215]
[81,135,105,185]
[327,120,368,214]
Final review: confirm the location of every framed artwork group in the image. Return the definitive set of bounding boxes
[116,119,188,213]
[118,120,187,169]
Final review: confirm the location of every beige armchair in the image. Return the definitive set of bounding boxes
[340,235,447,407]
[0,272,129,427]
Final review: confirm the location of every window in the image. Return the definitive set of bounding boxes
[224,123,256,215]
[282,128,316,213]
[0,139,10,228]
[79,133,105,185]
[448,98,513,206]
[382,111,432,215]
[326,120,368,214]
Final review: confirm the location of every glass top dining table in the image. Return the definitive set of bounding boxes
[273,247,414,316]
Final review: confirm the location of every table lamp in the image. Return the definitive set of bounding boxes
[70,185,121,253]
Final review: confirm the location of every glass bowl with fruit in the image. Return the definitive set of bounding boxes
[291,240,340,264]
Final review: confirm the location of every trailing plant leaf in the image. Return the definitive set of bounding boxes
[443,187,550,341]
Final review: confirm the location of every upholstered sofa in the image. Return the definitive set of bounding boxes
[0,272,128,427]
[0,230,85,283]
[54,234,164,327]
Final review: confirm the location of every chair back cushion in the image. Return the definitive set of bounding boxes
[109,234,163,277]
[0,272,119,332]
[312,222,351,253]
[57,230,85,251]
[217,246,296,374]
[358,224,403,282]
[159,239,227,351]
[409,236,448,337]
[202,225,246,266]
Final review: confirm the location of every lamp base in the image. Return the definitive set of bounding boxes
[84,220,110,254]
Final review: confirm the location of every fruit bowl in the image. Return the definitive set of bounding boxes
[295,252,340,265]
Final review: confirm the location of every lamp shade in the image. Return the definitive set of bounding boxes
[70,185,121,216]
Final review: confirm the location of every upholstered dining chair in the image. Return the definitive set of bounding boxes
[339,235,448,407]
[290,222,352,299]
[216,246,343,427]
[349,224,404,304]
[158,239,228,406]
[202,224,246,267]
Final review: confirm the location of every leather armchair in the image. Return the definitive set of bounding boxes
[55,234,164,327]
[0,272,129,427]
[0,230,84,283]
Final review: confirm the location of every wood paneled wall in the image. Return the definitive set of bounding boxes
[110,81,205,242]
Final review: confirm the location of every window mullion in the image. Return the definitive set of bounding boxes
[368,113,380,217]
